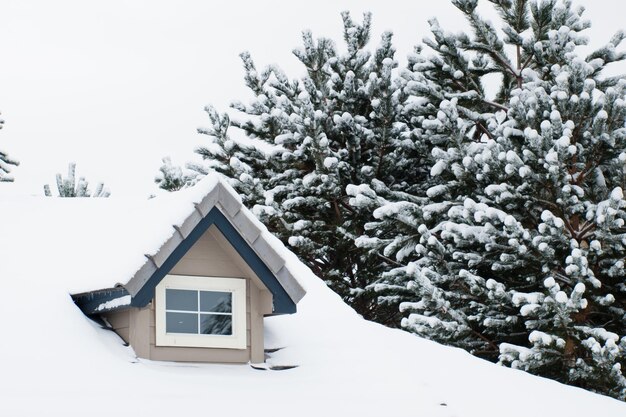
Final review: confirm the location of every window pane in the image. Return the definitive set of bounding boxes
[166,289,197,311]
[166,312,198,334]
[200,314,232,335]
[200,291,232,313]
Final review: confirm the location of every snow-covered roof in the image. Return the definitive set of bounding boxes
[68,174,304,315]
[0,173,303,309]
[0,176,624,416]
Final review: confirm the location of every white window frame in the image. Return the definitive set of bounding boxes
[155,275,247,349]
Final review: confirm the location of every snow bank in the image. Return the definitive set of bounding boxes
[0,176,623,416]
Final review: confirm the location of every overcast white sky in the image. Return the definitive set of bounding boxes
[0,0,624,197]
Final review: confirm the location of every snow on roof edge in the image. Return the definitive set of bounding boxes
[91,173,306,306]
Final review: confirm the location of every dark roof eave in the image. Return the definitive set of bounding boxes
[72,287,131,315]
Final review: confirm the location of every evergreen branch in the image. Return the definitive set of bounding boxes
[337,198,357,215]
[520,50,534,71]
[577,222,597,241]
[469,327,499,353]
[475,121,493,140]
[531,197,560,212]
[449,78,509,112]
[467,43,519,80]
[482,99,510,112]
[376,252,404,267]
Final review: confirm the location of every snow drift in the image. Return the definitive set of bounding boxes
[0,176,623,416]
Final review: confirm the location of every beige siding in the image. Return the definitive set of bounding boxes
[249,282,264,363]
[106,224,271,364]
[102,309,130,344]
[208,227,274,312]
[169,227,246,278]
[116,327,130,343]
[129,305,151,358]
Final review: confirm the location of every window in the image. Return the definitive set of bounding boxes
[155,275,247,349]
[165,289,233,335]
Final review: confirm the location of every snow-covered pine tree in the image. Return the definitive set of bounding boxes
[44,162,110,197]
[0,112,19,182]
[155,157,186,192]
[180,13,412,324]
[349,0,626,398]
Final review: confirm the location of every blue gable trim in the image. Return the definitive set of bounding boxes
[130,207,296,314]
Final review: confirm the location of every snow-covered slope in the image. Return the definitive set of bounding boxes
[0,178,624,416]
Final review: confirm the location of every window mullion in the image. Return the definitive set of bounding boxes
[197,290,201,335]
[200,312,232,316]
